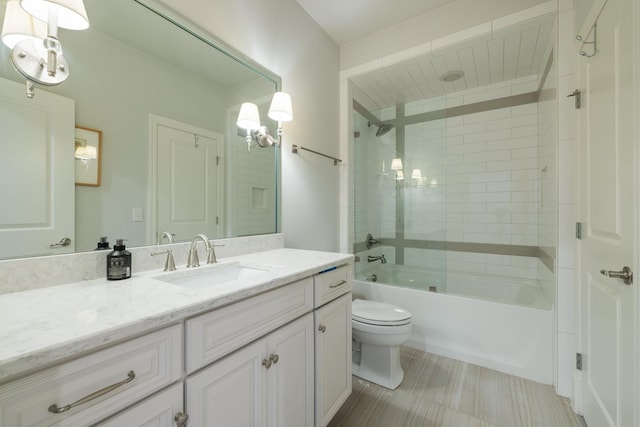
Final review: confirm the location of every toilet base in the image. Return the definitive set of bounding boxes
[352,342,404,390]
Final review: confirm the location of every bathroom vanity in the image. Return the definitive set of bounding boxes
[0,248,353,427]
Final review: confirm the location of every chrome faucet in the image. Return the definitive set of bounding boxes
[157,231,174,245]
[367,254,387,264]
[187,234,216,267]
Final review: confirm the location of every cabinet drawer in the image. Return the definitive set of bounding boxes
[96,383,183,427]
[186,277,313,373]
[0,324,182,427]
[314,265,352,308]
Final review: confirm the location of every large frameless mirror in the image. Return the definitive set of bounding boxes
[0,0,281,260]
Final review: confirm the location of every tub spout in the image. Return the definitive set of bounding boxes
[367,254,386,264]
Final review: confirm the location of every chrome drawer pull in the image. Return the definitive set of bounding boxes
[48,370,136,414]
[329,280,347,289]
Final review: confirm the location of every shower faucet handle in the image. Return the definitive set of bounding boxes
[366,233,381,249]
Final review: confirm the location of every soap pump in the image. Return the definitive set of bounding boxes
[106,239,132,280]
[95,236,110,250]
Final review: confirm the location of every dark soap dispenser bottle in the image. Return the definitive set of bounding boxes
[95,236,110,250]
[107,239,132,280]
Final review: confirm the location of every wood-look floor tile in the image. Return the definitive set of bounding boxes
[329,347,584,427]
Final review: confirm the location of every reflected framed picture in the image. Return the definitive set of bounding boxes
[74,126,102,186]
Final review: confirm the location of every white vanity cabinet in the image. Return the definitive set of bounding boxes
[185,313,314,426]
[313,266,353,427]
[0,325,182,427]
[0,252,354,427]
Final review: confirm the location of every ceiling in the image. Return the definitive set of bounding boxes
[294,0,456,45]
[349,14,554,112]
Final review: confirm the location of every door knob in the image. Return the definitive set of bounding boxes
[600,266,633,285]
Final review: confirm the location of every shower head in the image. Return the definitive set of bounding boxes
[376,123,394,137]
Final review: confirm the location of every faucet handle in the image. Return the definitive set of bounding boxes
[151,250,177,271]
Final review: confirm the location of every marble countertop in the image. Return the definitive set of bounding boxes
[0,248,353,383]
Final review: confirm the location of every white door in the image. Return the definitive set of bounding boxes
[150,115,223,244]
[267,313,314,427]
[0,77,75,259]
[578,0,636,425]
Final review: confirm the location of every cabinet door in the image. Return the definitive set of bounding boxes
[96,383,183,427]
[186,340,267,427]
[267,313,314,427]
[315,293,352,427]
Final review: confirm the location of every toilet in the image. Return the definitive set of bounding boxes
[351,299,412,390]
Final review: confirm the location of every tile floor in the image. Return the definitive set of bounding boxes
[328,347,586,427]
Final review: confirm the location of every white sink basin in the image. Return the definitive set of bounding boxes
[155,262,275,289]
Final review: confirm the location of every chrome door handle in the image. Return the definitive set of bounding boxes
[600,266,633,285]
[49,237,71,248]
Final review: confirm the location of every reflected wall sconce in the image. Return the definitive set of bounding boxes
[391,158,403,181]
[411,168,423,185]
[237,101,261,151]
[237,91,293,151]
[268,91,293,136]
[1,0,89,97]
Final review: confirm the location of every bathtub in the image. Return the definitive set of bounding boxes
[353,264,553,384]
[357,264,550,309]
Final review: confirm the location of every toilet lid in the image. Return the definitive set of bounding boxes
[352,299,411,326]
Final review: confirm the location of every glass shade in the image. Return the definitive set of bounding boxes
[1,0,46,48]
[237,102,260,130]
[396,170,404,181]
[268,91,292,122]
[20,0,90,30]
[411,169,422,179]
[390,158,403,171]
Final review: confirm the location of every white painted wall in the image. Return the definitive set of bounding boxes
[161,0,341,252]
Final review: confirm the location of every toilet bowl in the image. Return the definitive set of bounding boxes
[351,299,412,390]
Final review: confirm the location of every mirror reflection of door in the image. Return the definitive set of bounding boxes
[0,77,75,259]
[151,115,223,244]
